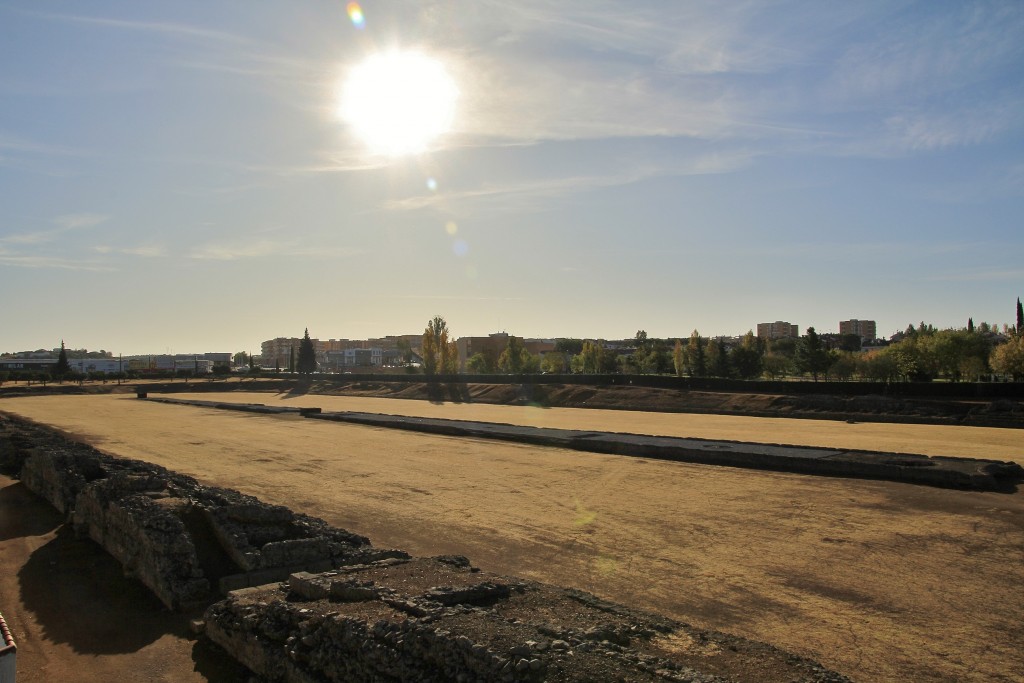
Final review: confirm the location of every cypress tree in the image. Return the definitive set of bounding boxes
[297,328,317,374]
[55,340,71,378]
[1017,297,1023,334]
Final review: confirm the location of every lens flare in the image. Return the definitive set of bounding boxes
[445,221,458,235]
[347,2,365,29]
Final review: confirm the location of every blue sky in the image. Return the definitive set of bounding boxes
[2,1,1022,354]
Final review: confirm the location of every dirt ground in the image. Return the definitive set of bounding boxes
[1,393,1022,683]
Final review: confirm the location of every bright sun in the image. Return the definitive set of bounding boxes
[340,50,458,157]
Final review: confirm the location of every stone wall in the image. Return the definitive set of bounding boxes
[0,413,406,611]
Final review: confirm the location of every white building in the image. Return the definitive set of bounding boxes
[69,359,126,374]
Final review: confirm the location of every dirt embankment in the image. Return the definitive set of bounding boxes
[3,378,1022,427]
[218,379,1024,428]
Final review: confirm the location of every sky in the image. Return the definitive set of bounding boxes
[1,1,1022,355]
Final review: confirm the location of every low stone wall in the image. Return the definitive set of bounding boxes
[0,413,406,611]
[73,471,211,609]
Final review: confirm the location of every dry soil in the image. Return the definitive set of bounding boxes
[1,393,1022,683]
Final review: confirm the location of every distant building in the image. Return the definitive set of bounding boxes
[839,319,876,341]
[69,358,126,374]
[329,347,385,369]
[456,333,510,370]
[756,321,799,339]
[124,355,215,374]
[0,358,56,372]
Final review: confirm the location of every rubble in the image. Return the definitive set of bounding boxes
[204,557,853,682]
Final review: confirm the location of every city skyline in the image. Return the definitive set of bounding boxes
[2,2,1022,356]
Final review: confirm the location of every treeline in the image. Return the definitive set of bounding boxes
[454,324,1024,383]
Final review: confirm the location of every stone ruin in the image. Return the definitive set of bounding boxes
[0,412,852,681]
[0,413,406,610]
[203,556,850,682]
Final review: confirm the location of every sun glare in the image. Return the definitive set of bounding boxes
[340,51,458,157]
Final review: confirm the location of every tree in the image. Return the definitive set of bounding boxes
[684,330,706,377]
[396,338,414,365]
[55,340,71,379]
[1018,297,1023,334]
[631,330,651,374]
[555,338,584,355]
[672,339,685,377]
[991,336,1024,381]
[649,339,672,374]
[762,352,791,380]
[711,338,731,378]
[297,328,317,374]
[828,353,857,381]
[730,332,763,380]
[233,351,249,366]
[796,327,830,381]
[498,336,530,374]
[838,334,862,352]
[422,316,457,375]
[967,317,974,333]
[577,340,615,374]
[466,353,493,374]
[541,351,568,374]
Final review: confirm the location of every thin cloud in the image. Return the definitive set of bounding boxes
[188,240,364,261]
[54,213,110,230]
[94,245,165,258]
[829,3,1024,102]
[382,152,752,212]
[0,213,110,246]
[0,253,114,271]
[26,10,249,45]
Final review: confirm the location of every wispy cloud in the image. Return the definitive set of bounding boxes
[0,213,110,246]
[829,3,1024,103]
[27,10,249,45]
[383,151,752,212]
[0,251,113,271]
[93,244,166,258]
[54,213,110,230]
[188,240,364,261]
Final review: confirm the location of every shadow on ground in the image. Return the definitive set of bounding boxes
[17,525,193,654]
[0,480,61,541]
[191,638,252,682]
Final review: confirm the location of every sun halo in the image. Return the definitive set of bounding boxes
[340,50,458,157]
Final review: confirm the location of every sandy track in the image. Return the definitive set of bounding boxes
[2,393,1023,683]
[174,390,1024,464]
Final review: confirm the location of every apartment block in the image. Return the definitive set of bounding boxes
[756,321,799,339]
[839,319,877,341]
